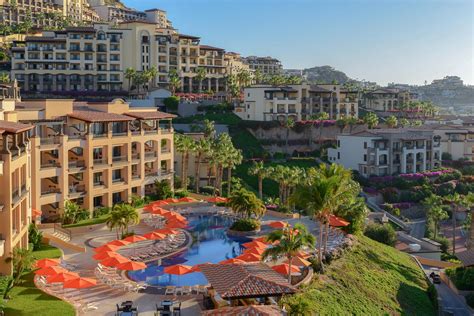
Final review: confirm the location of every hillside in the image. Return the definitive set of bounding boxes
[303,65,351,84]
[289,236,436,315]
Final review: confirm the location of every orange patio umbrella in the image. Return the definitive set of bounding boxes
[93,244,121,253]
[150,208,170,216]
[123,235,147,243]
[235,252,261,262]
[219,258,245,265]
[294,250,311,259]
[35,266,68,276]
[34,258,60,269]
[63,277,97,289]
[272,263,301,275]
[190,262,211,272]
[285,256,312,267]
[46,272,79,284]
[206,197,221,203]
[143,232,166,240]
[163,198,180,204]
[244,247,266,256]
[151,200,169,206]
[267,221,289,229]
[328,214,350,227]
[166,221,187,229]
[253,236,270,244]
[143,205,157,212]
[165,212,187,221]
[116,261,147,271]
[107,239,131,247]
[242,241,268,249]
[92,251,120,261]
[155,228,179,235]
[178,197,196,203]
[163,264,192,275]
[100,255,130,267]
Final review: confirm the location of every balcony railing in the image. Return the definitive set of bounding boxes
[40,136,61,145]
[41,188,61,196]
[69,161,85,169]
[40,162,60,169]
[112,156,127,163]
[112,178,125,184]
[145,152,157,159]
[93,158,108,166]
[131,153,140,160]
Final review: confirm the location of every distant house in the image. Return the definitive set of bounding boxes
[128,89,172,109]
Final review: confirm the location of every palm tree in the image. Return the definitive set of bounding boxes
[175,134,194,189]
[237,69,251,88]
[248,161,269,199]
[466,192,474,250]
[228,188,265,219]
[168,69,181,95]
[254,69,264,84]
[399,118,409,128]
[386,115,398,128]
[195,67,207,93]
[363,112,379,129]
[106,208,126,239]
[147,66,158,90]
[192,138,211,193]
[422,194,447,238]
[283,118,295,157]
[444,193,474,254]
[0,72,10,83]
[125,68,136,94]
[347,116,358,133]
[202,119,216,139]
[116,204,139,235]
[224,148,243,196]
[336,117,348,133]
[3,248,35,299]
[262,223,315,283]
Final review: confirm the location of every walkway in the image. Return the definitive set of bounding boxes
[440,220,467,254]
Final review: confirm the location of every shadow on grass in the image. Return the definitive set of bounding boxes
[396,282,435,315]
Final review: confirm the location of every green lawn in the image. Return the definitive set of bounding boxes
[234,158,320,197]
[2,244,75,316]
[229,127,266,159]
[173,113,242,125]
[62,214,109,228]
[289,236,436,315]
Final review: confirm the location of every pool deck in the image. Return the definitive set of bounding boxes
[43,205,345,315]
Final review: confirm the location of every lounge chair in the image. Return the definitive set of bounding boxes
[165,286,176,295]
[181,286,192,295]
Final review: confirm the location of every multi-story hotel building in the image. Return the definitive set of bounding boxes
[13,98,175,222]
[0,0,99,28]
[224,52,252,77]
[11,24,126,94]
[242,56,282,75]
[362,88,417,112]
[235,83,358,122]
[0,82,33,275]
[328,129,441,177]
[432,124,474,161]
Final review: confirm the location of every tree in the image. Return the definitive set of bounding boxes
[192,138,211,193]
[262,223,315,283]
[444,193,473,255]
[175,133,194,189]
[224,148,243,196]
[3,248,35,299]
[336,117,348,133]
[237,69,251,88]
[248,161,269,199]
[399,118,409,128]
[347,116,358,133]
[115,204,139,235]
[125,68,136,94]
[62,200,89,225]
[202,119,216,139]
[195,67,207,93]
[422,194,448,238]
[254,69,264,84]
[228,188,266,219]
[106,207,126,239]
[154,179,173,200]
[146,66,158,90]
[0,72,10,83]
[363,112,379,129]
[168,69,181,95]
[28,223,43,251]
[386,115,398,128]
[466,193,474,250]
[283,118,295,156]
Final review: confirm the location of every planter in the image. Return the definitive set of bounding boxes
[227,228,260,237]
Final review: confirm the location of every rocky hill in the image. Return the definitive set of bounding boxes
[284,65,352,84]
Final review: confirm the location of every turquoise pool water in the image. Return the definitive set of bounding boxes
[127,215,250,286]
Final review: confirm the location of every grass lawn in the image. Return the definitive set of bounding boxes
[62,214,109,228]
[2,244,75,316]
[291,236,436,315]
[229,127,266,159]
[173,113,242,125]
[234,158,320,197]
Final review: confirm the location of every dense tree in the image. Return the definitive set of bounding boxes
[248,161,270,199]
[175,134,194,189]
[386,115,398,128]
[363,112,379,129]
[228,188,266,219]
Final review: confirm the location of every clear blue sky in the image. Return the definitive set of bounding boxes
[123,0,473,86]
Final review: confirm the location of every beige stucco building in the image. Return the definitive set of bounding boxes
[235,84,358,122]
[363,88,417,112]
[242,56,282,75]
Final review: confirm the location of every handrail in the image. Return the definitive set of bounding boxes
[53,223,71,241]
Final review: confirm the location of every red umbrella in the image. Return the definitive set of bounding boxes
[272,263,301,275]
[219,258,245,264]
[253,236,270,244]
[284,256,311,267]
[164,264,192,275]
[163,198,180,204]
[34,258,60,269]
[206,197,221,203]
[154,228,179,235]
[235,253,261,262]
[151,201,169,207]
[35,266,67,276]
[100,255,130,267]
[244,247,266,256]
[93,244,121,253]
[107,240,131,247]
[123,235,147,243]
[242,241,268,249]
[116,261,147,271]
[92,251,120,261]
[178,197,196,203]
[328,214,350,227]
[164,213,187,222]
[143,205,157,212]
[150,208,170,216]
[46,272,79,284]
[143,232,166,240]
[63,277,97,289]
[267,221,289,229]
[166,221,187,229]
[295,250,311,259]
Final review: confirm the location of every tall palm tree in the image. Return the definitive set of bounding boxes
[147,66,158,90]
[254,69,264,84]
[192,138,211,193]
[228,188,265,219]
[224,148,243,196]
[386,115,398,128]
[124,68,136,94]
[422,194,447,238]
[444,193,474,254]
[168,69,181,95]
[106,207,126,239]
[116,204,140,235]
[262,223,315,283]
[0,72,10,83]
[175,134,194,189]
[283,118,295,157]
[248,161,269,199]
[195,67,207,93]
[466,192,474,250]
[363,112,379,129]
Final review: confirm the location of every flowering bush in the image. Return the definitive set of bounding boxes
[363,187,378,195]
[370,169,456,183]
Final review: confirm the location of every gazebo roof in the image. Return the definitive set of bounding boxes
[201,304,283,315]
[199,263,296,299]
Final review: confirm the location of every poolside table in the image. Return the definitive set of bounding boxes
[161,300,173,311]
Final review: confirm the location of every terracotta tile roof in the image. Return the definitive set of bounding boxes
[0,121,34,134]
[455,250,474,267]
[68,111,135,123]
[199,263,296,299]
[125,111,176,120]
[202,305,283,316]
[200,45,225,51]
[179,33,200,40]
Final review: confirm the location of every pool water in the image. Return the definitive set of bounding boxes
[128,215,250,286]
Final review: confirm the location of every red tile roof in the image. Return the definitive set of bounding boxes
[199,263,296,299]
[125,111,176,120]
[202,305,283,316]
[68,111,135,123]
[0,121,34,134]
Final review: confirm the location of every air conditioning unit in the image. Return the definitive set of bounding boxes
[409,243,421,252]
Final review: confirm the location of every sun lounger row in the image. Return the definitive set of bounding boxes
[164,285,208,296]
[95,266,147,293]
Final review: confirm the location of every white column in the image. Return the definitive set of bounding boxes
[401,153,407,173]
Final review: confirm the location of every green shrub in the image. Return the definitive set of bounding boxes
[466,293,474,308]
[435,236,450,253]
[364,223,396,246]
[93,206,111,218]
[174,190,189,198]
[276,205,291,214]
[28,224,43,251]
[446,267,474,291]
[200,186,215,195]
[154,179,173,199]
[163,96,180,111]
[229,218,260,232]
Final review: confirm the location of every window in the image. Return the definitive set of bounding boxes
[112,146,121,157]
[93,172,103,185]
[364,142,367,149]
[93,196,102,207]
[337,140,340,147]
[364,154,367,162]
[337,152,340,159]
[112,192,121,204]
[112,169,122,182]
[93,148,103,159]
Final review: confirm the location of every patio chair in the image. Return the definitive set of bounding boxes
[165,286,176,295]
[173,302,181,316]
[181,286,192,295]
[175,287,183,295]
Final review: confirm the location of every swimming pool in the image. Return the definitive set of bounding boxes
[128,214,250,286]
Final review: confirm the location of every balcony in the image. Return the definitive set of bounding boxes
[112,178,125,184]
[93,158,108,167]
[93,181,105,188]
[112,156,128,165]
[68,160,86,171]
[144,152,157,160]
[131,153,140,161]
[131,174,141,180]
[92,133,107,139]
[40,136,61,146]
[68,185,86,198]
[41,188,61,196]
[12,185,28,205]
[40,161,60,169]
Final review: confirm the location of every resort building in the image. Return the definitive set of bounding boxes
[13,98,175,222]
[0,82,33,275]
[432,124,474,161]
[362,88,417,112]
[242,56,282,75]
[328,129,442,177]
[235,83,358,122]
[224,52,252,77]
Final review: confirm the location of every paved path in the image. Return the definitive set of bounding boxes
[440,221,467,254]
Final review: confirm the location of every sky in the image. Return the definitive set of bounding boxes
[123,0,474,86]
